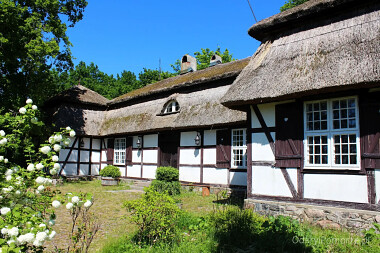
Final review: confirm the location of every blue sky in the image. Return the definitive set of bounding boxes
[66,0,287,77]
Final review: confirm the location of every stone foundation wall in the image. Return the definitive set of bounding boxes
[245,199,380,231]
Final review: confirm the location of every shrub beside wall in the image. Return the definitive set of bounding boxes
[99,165,121,178]
[151,166,181,195]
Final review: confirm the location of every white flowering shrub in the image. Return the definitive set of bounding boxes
[0,99,77,252]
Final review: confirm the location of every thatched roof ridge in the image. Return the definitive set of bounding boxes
[45,85,109,107]
[249,0,369,41]
[221,2,380,106]
[110,58,250,105]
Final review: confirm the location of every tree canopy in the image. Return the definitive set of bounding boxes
[0,0,88,111]
[280,0,309,12]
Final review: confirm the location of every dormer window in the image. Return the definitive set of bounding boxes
[163,100,180,114]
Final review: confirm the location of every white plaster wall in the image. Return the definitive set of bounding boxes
[118,166,126,177]
[203,167,228,184]
[204,130,216,146]
[251,103,276,128]
[144,134,158,148]
[92,139,101,150]
[101,163,107,170]
[180,131,197,147]
[101,151,107,162]
[375,169,380,203]
[82,138,90,149]
[91,151,100,163]
[230,172,247,186]
[252,166,295,197]
[304,174,368,203]
[203,148,216,164]
[179,166,201,183]
[132,150,142,163]
[80,151,90,163]
[127,165,141,178]
[91,165,100,175]
[79,164,89,176]
[62,164,76,176]
[180,149,201,165]
[252,132,275,161]
[143,150,158,163]
[143,165,157,179]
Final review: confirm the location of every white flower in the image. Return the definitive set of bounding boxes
[27,164,35,172]
[84,200,92,208]
[1,207,11,215]
[26,99,33,104]
[4,158,8,163]
[17,233,35,244]
[5,175,12,181]
[35,190,40,194]
[2,187,11,193]
[50,169,57,175]
[48,136,54,144]
[32,105,38,110]
[53,163,60,170]
[66,203,74,210]
[49,231,56,240]
[69,130,76,137]
[5,169,13,176]
[40,146,51,154]
[0,156,3,161]
[0,138,7,145]
[46,178,53,185]
[31,117,38,124]
[39,224,46,228]
[1,228,9,235]
[33,239,43,247]
[53,144,61,152]
[19,107,26,114]
[0,130,5,136]
[35,177,46,184]
[63,139,71,146]
[36,163,44,170]
[7,239,15,245]
[54,135,62,142]
[37,185,45,191]
[52,200,61,208]
[52,155,59,162]
[15,190,21,195]
[66,126,71,130]
[8,227,19,237]
[48,220,55,226]
[71,196,80,204]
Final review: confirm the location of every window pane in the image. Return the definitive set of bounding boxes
[333,120,340,129]
[322,155,328,164]
[341,119,347,128]
[350,155,357,164]
[342,155,349,164]
[315,156,320,164]
[340,100,347,108]
[349,134,356,143]
[335,155,340,164]
[348,108,355,118]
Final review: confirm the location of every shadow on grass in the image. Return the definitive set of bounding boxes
[212,189,246,209]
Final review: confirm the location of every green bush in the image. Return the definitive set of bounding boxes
[99,165,121,178]
[124,188,181,245]
[156,166,179,181]
[151,166,181,195]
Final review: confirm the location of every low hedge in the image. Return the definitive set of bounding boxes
[99,165,121,178]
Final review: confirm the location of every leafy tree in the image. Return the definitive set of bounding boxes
[138,68,175,87]
[0,0,88,111]
[171,47,235,73]
[280,0,309,12]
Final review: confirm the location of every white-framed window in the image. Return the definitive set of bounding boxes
[114,138,126,165]
[163,100,180,114]
[231,129,247,168]
[304,97,360,170]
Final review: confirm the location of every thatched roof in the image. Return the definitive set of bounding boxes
[221,0,380,106]
[100,84,246,135]
[110,58,250,105]
[45,85,110,107]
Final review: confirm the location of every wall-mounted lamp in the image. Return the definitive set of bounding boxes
[136,136,142,149]
[80,139,85,148]
[284,117,289,122]
[194,132,201,146]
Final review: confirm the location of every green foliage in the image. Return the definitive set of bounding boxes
[151,166,181,195]
[155,166,179,181]
[138,68,175,87]
[0,0,88,111]
[99,165,121,178]
[280,0,309,12]
[124,188,181,245]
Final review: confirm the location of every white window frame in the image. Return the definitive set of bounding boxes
[231,128,247,169]
[303,96,360,170]
[163,100,180,114]
[114,138,126,165]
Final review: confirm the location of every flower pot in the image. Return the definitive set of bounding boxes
[101,177,119,186]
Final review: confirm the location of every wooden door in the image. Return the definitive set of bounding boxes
[159,131,180,168]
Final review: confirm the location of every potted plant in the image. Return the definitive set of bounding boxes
[99,165,121,186]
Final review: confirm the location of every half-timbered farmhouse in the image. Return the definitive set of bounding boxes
[46,56,250,187]
[221,0,380,227]
[47,0,380,228]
